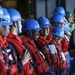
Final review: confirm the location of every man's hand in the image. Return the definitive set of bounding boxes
[21,49,31,65]
[42,46,50,54]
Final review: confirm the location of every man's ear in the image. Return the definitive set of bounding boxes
[27,30,30,35]
[13,22,17,28]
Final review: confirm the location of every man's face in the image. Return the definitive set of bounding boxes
[0,26,4,36]
[67,17,73,23]
[54,36,62,43]
[32,30,39,40]
[57,23,65,29]
[42,27,50,37]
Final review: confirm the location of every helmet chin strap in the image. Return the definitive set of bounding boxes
[0,19,2,27]
[16,21,22,35]
[4,26,9,36]
[30,30,33,40]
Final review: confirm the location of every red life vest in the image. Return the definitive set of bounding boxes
[50,39,67,71]
[0,52,7,75]
[22,36,50,74]
[7,32,27,75]
[0,36,8,48]
[50,26,55,32]
[9,64,18,75]
[61,37,69,53]
[36,36,52,65]
[0,36,9,75]
[7,32,25,56]
[49,39,62,70]
[46,34,53,44]
[23,61,34,75]
[0,36,18,75]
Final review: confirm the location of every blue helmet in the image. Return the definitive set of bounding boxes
[0,6,3,19]
[22,18,41,30]
[2,8,13,26]
[7,8,23,22]
[53,6,66,16]
[38,16,51,28]
[51,15,66,24]
[51,26,64,38]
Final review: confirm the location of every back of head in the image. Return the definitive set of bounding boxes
[22,18,41,31]
[38,16,51,28]
[7,8,23,22]
[53,6,66,16]
[2,8,13,26]
[51,26,64,38]
[0,6,3,19]
[51,14,66,24]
